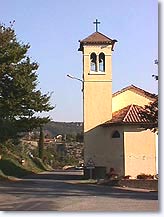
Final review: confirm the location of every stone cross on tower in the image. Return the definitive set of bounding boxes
[93,19,100,32]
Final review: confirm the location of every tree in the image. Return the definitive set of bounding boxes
[38,126,44,159]
[0,22,54,143]
[140,97,158,133]
[140,60,158,133]
[76,132,84,142]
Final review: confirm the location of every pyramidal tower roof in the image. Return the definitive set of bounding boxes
[78,31,117,51]
[80,31,113,43]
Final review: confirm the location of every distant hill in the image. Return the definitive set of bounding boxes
[43,121,83,137]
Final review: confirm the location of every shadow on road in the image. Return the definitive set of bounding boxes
[0,170,158,202]
[23,170,84,180]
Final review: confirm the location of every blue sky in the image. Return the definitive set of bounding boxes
[1,0,158,122]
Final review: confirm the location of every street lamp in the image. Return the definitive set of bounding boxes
[67,74,83,82]
[66,74,83,91]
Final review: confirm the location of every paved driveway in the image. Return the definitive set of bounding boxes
[0,170,159,211]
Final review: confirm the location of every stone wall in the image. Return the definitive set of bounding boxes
[106,179,158,191]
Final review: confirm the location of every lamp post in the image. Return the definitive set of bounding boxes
[66,74,83,91]
[67,73,85,172]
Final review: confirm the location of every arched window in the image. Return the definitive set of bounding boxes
[90,53,97,71]
[112,130,120,138]
[99,52,105,72]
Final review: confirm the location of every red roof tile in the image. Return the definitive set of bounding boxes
[80,32,113,43]
[102,104,151,126]
[78,32,117,51]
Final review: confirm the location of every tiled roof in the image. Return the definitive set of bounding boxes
[78,31,117,51]
[102,104,151,126]
[112,85,157,100]
[80,32,113,43]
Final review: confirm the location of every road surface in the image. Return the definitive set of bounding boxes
[0,170,158,211]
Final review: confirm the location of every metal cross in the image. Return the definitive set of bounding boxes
[93,19,100,32]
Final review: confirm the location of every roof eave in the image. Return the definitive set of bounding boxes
[101,122,154,127]
[78,39,117,52]
[112,85,157,100]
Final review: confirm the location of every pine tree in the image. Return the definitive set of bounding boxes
[0,22,54,143]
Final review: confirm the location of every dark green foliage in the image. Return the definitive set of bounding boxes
[140,61,158,133]
[61,155,79,166]
[38,126,44,159]
[32,157,48,171]
[0,169,8,180]
[0,158,33,178]
[140,97,158,133]
[0,22,54,143]
[0,141,51,179]
[44,121,83,138]
[66,134,76,142]
[76,132,84,142]
[140,66,158,133]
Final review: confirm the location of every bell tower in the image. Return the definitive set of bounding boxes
[78,20,117,175]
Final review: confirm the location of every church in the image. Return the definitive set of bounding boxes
[78,20,157,178]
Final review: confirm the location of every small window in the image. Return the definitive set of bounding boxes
[112,130,120,138]
[99,52,105,72]
[90,52,97,71]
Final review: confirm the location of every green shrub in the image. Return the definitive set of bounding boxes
[32,157,49,171]
[0,169,8,179]
[0,158,33,178]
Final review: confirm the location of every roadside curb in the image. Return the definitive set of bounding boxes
[113,186,157,193]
